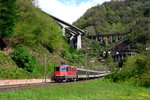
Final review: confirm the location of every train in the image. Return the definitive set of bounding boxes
[53,64,107,82]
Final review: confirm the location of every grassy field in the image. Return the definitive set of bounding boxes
[0,80,150,100]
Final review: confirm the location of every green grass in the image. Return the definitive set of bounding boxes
[0,80,150,100]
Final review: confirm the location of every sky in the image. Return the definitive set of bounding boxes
[37,0,111,24]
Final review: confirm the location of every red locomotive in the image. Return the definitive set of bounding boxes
[54,65,77,82]
[53,64,107,82]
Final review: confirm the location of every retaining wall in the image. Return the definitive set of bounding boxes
[0,79,51,86]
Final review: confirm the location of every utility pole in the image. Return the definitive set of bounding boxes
[86,52,88,80]
[85,48,90,80]
[44,54,47,82]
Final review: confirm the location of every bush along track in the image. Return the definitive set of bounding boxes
[105,51,150,87]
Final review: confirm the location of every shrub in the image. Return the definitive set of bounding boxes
[0,52,17,67]
[60,48,84,64]
[0,67,27,79]
[139,73,150,87]
[105,72,126,82]
[12,45,36,72]
[0,67,43,79]
[60,50,70,59]
[106,55,114,63]
[105,52,150,87]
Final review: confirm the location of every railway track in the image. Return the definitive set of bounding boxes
[0,77,105,92]
[0,82,66,92]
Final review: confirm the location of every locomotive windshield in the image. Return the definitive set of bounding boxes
[55,66,67,71]
[61,67,67,71]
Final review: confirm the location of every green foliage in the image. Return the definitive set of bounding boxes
[73,0,150,40]
[0,67,28,79]
[1,80,150,100]
[106,55,113,63]
[82,38,102,56]
[0,67,42,79]
[0,0,73,79]
[0,52,17,67]
[105,72,124,82]
[14,0,70,53]
[138,73,150,87]
[68,51,83,64]
[60,49,70,59]
[73,0,150,52]
[12,45,36,72]
[0,0,16,38]
[105,51,150,87]
[60,48,84,64]
[47,62,58,75]
[0,0,79,79]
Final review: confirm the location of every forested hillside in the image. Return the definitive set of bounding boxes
[0,0,150,87]
[74,0,150,87]
[74,0,150,36]
[74,0,150,53]
[0,0,84,79]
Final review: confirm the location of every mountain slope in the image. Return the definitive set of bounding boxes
[0,0,84,79]
[73,0,150,87]
[73,0,150,52]
[73,0,150,36]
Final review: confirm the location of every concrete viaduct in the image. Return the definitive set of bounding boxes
[43,11,86,50]
[101,51,135,62]
[87,33,129,44]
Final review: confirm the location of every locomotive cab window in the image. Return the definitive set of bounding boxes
[66,67,68,71]
[55,67,60,71]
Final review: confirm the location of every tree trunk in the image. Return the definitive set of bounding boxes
[0,38,12,51]
[0,38,6,50]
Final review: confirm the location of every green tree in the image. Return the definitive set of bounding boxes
[0,0,16,48]
[12,45,36,72]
